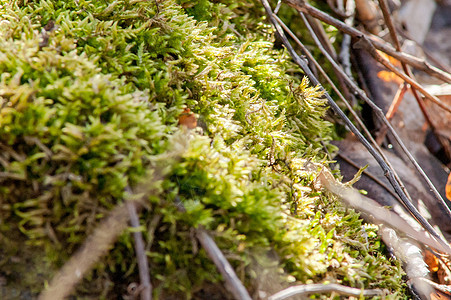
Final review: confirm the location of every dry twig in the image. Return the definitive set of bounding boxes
[376,0,437,130]
[174,196,252,300]
[269,283,384,300]
[294,9,451,224]
[284,0,451,83]
[273,14,412,207]
[354,35,451,113]
[126,189,152,300]
[38,201,135,300]
[261,0,450,248]
[196,227,252,300]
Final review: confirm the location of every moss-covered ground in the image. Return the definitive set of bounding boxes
[0,0,407,298]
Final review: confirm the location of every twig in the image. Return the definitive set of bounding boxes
[326,0,352,18]
[296,12,419,220]
[364,0,440,149]
[376,0,436,127]
[274,14,406,195]
[303,159,451,255]
[38,201,134,300]
[338,0,356,80]
[380,227,434,298]
[195,227,252,300]
[260,0,450,249]
[354,36,451,113]
[336,152,402,202]
[376,0,398,49]
[375,82,408,145]
[414,277,451,295]
[268,283,384,300]
[295,10,451,224]
[397,28,450,73]
[126,187,152,300]
[174,196,252,300]
[284,0,451,83]
[304,15,337,60]
[386,83,409,121]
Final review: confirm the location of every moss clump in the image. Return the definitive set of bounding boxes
[0,0,406,298]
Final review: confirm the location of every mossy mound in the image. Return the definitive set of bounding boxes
[0,0,406,298]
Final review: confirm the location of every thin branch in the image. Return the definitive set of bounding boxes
[377,0,399,50]
[174,196,252,300]
[375,83,409,145]
[274,15,376,155]
[269,283,384,300]
[336,153,402,202]
[295,10,451,224]
[126,187,152,300]
[38,201,134,300]
[376,0,438,129]
[414,277,451,295]
[386,83,409,121]
[195,227,252,300]
[284,0,451,83]
[354,36,451,113]
[338,0,356,80]
[274,14,406,194]
[260,0,450,249]
[303,159,451,254]
[397,27,451,73]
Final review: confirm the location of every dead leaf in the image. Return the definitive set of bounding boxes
[425,249,439,273]
[178,108,197,129]
[377,70,404,85]
[446,172,451,201]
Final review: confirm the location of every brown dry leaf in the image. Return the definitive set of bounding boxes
[377,70,404,85]
[446,172,451,201]
[425,249,440,273]
[178,108,197,129]
[376,50,404,84]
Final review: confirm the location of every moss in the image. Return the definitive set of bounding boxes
[0,0,407,298]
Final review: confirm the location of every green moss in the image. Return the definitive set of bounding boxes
[0,0,406,298]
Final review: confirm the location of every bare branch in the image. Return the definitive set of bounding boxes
[38,201,133,300]
[269,283,384,300]
[284,0,451,83]
[126,188,152,300]
[196,227,252,300]
[296,10,451,224]
[174,196,252,300]
[260,0,451,247]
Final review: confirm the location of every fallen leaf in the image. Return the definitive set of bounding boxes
[425,249,439,273]
[178,108,197,129]
[446,172,451,201]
